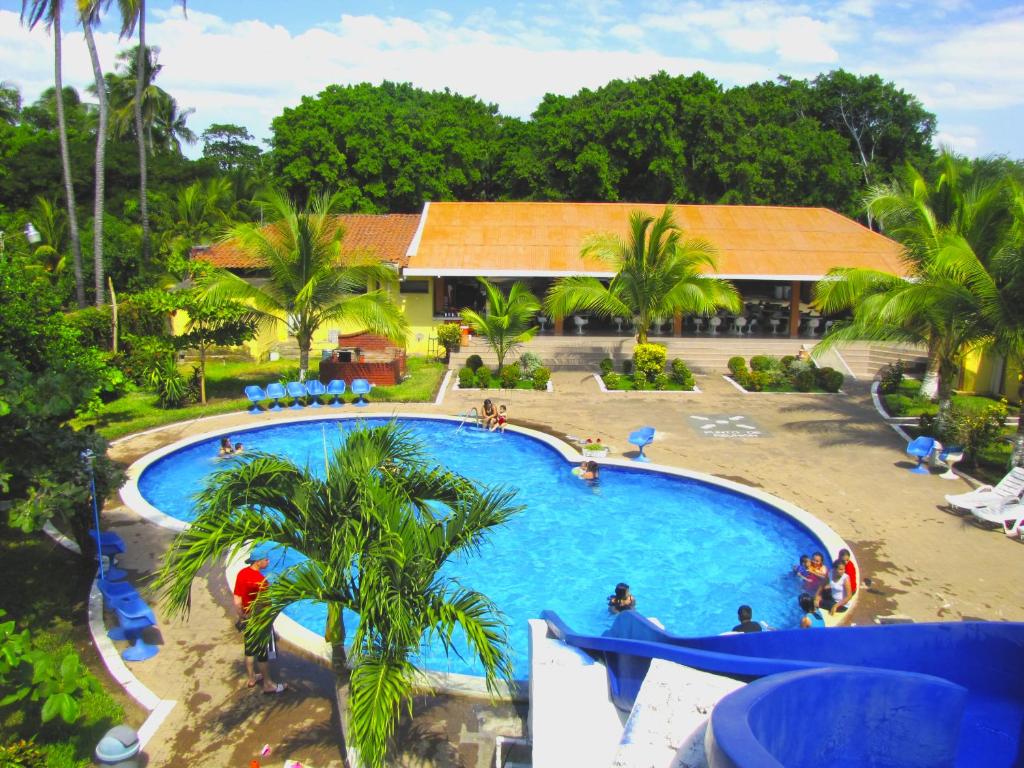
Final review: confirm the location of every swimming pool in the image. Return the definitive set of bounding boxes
[135,416,830,679]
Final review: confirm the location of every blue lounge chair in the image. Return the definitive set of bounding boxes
[286,381,307,409]
[244,385,266,414]
[907,436,937,474]
[352,378,371,407]
[326,379,346,406]
[265,382,286,411]
[305,379,326,407]
[628,427,656,462]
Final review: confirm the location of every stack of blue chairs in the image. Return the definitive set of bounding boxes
[91,529,160,662]
[243,378,372,412]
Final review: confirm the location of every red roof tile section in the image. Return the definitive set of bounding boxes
[193,214,422,269]
[404,202,908,279]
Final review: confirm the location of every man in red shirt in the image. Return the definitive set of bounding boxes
[233,548,287,694]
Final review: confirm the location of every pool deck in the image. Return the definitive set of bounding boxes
[102,370,1024,767]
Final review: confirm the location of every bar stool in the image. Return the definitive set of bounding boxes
[614,317,625,334]
[709,316,722,335]
[733,317,747,335]
[692,317,704,334]
[537,314,548,333]
[650,317,665,335]
[573,316,589,335]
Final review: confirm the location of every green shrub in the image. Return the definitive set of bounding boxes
[0,739,45,768]
[780,355,796,370]
[750,355,777,372]
[602,372,621,389]
[532,366,551,390]
[670,358,694,389]
[816,367,844,393]
[944,401,1009,466]
[518,351,543,377]
[599,357,615,376]
[727,356,748,376]
[499,365,520,389]
[65,305,112,349]
[117,333,176,385]
[151,360,197,408]
[458,366,476,388]
[465,354,484,372]
[436,323,462,355]
[633,343,667,384]
[621,359,633,374]
[733,369,751,388]
[879,359,906,393]
[744,370,771,392]
[794,368,817,392]
[475,367,493,388]
[653,372,670,390]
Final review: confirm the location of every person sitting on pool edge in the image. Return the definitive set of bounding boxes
[732,604,763,633]
[489,404,508,433]
[818,560,852,615]
[837,548,857,594]
[608,582,635,613]
[482,398,498,430]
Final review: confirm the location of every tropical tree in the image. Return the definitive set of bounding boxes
[460,278,540,369]
[153,422,521,768]
[545,207,741,344]
[202,191,409,378]
[19,0,87,307]
[78,0,109,306]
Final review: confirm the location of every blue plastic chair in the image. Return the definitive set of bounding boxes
[244,385,266,414]
[326,379,347,406]
[305,379,326,407]
[351,378,371,407]
[109,600,159,662]
[907,436,937,474]
[628,427,656,462]
[286,381,307,409]
[265,382,286,411]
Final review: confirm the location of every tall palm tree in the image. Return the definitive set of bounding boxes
[203,191,409,378]
[20,0,87,307]
[460,278,540,369]
[544,207,741,344]
[78,0,108,306]
[154,422,522,768]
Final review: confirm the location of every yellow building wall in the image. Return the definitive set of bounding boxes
[961,348,1022,403]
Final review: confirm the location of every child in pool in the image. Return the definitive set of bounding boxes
[608,582,635,613]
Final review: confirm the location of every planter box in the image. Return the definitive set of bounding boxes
[453,378,554,392]
[722,375,845,395]
[593,374,701,394]
[581,445,611,458]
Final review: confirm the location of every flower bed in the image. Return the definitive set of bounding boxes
[596,345,698,392]
[725,354,843,394]
[455,354,552,391]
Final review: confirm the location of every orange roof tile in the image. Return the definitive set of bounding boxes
[193,214,422,269]
[404,202,908,280]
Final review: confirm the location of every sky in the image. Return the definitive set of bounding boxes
[1,0,1022,160]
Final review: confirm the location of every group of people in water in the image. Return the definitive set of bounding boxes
[218,437,244,457]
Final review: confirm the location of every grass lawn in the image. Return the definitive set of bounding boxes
[75,357,447,440]
[0,530,129,766]
[602,374,695,391]
[882,379,1019,418]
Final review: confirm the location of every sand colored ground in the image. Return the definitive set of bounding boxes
[102,371,1024,767]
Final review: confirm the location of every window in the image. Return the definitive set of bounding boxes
[399,279,430,294]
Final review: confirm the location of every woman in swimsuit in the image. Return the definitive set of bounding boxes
[482,399,498,430]
[608,582,636,613]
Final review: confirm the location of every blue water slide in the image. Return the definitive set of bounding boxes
[542,610,1024,767]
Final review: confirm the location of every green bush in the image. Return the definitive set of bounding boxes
[0,739,45,767]
[780,355,796,370]
[532,366,551,390]
[653,372,670,390]
[602,372,621,389]
[436,323,462,355]
[465,354,484,372]
[744,370,771,392]
[518,351,543,377]
[599,357,615,376]
[150,360,197,408]
[750,355,778,372]
[458,366,476,389]
[944,401,1009,466]
[65,305,112,349]
[621,359,633,374]
[633,343,667,384]
[727,356,748,376]
[115,333,176,385]
[879,359,906,393]
[499,365,520,389]
[816,367,844,393]
[794,368,817,392]
[475,366,493,388]
[670,358,695,389]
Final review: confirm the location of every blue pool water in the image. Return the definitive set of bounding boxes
[138,417,823,678]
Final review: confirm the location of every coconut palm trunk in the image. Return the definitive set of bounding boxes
[80,3,107,306]
[53,3,86,307]
[134,1,150,277]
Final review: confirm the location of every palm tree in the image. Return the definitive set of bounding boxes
[20,0,87,307]
[154,422,522,768]
[78,0,108,306]
[544,207,741,344]
[460,278,540,369]
[203,191,409,378]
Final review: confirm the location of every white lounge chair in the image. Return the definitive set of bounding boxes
[968,497,1023,528]
[944,467,1024,514]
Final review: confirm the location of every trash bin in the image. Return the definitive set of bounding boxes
[94,724,141,767]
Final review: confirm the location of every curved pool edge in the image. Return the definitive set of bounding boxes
[117,411,860,697]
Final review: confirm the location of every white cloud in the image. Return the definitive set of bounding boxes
[934,127,978,154]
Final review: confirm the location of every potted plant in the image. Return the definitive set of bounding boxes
[581,439,610,458]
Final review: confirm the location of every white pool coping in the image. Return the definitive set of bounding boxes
[119,412,858,700]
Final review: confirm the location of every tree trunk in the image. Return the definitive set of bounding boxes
[109,276,118,354]
[921,339,941,400]
[135,7,151,278]
[199,343,207,404]
[298,337,310,381]
[52,5,86,308]
[327,603,354,767]
[81,15,107,306]
[934,361,957,437]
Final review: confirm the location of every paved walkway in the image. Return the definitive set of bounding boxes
[104,370,1024,767]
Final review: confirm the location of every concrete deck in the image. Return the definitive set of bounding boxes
[102,370,1024,767]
